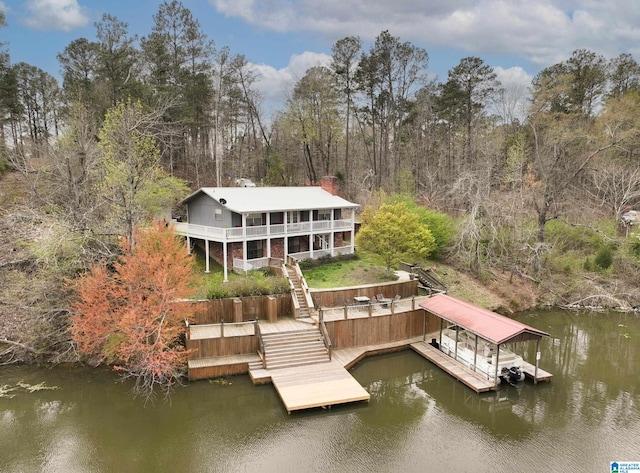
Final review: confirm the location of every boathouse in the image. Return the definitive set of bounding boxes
[417,294,552,390]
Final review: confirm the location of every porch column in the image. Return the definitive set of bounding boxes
[186,236,191,254]
[242,214,247,273]
[205,239,210,273]
[309,234,313,259]
[351,208,356,254]
[330,209,335,256]
[266,213,271,258]
[223,242,228,282]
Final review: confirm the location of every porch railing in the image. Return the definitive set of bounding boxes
[175,219,354,241]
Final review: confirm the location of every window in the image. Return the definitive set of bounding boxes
[214,208,222,221]
[288,237,301,254]
[287,211,299,224]
[247,240,264,260]
[246,213,263,226]
[317,209,331,221]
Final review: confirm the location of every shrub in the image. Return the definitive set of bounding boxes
[594,245,614,270]
[206,270,290,299]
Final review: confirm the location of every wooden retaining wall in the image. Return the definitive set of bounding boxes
[311,280,419,308]
[181,294,292,324]
[324,309,441,349]
[187,334,258,360]
[188,362,252,380]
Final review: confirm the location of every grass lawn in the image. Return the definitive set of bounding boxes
[189,246,397,295]
[301,254,398,289]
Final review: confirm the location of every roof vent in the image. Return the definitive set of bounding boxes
[219,198,227,205]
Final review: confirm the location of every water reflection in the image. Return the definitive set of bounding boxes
[1,309,640,472]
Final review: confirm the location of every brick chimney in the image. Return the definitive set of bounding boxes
[320,175,339,195]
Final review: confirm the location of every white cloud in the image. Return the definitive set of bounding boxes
[252,51,332,119]
[492,66,533,123]
[211,0,640,70]
[23,0,88,31]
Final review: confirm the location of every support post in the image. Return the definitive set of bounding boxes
[494,344,500,387]
[222,242,228,282]
[205,239,210,273]
[535,339,540,384]
[344,304,348,319]
[473,335,478,373]
[454,326,459,361]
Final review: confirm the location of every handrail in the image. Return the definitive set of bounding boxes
[318,310,332,361]
[190,320,256,329]
[289,258,315,311]
[254,319,266,369]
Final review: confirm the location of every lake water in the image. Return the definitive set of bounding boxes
[1,309,639,472]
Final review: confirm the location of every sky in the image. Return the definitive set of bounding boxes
[2,0,640,119]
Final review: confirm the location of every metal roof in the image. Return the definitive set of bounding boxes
[419,294,550,345]
[179,187,359,213]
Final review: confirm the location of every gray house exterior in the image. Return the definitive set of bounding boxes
[175,180,359,281]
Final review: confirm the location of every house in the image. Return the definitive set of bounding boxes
[174,177,359,281]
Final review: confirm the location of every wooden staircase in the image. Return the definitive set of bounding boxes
[257,328,330,371]
[286,264,312,318]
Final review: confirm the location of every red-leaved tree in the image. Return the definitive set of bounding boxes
[71,221,201,400]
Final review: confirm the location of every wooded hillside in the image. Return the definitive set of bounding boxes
[2,3,640,365]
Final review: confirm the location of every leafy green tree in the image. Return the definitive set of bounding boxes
[98,99,188,244]
[283,66,342,183]
[94,14,141,108]
[437,57,501,167]
[57,38,98,106]
[356,202,435,273]
[385,194,454,257]
[608,53,640,99]
[331,36,361,191]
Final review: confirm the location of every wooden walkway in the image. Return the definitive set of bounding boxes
[410,341,496,393]
[269,361,370,413]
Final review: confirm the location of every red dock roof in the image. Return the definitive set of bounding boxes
[419,294,550,345]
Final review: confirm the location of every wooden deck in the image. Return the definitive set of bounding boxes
[190,318,315,340]
[269,361,370,413]
[521,361,553,383]
[410,341,496,393]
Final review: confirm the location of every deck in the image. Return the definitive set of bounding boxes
[410,341,496,393]
[270,361,370,413]
[521,361,553,383]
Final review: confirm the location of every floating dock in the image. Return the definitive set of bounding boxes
[269,361,370,413]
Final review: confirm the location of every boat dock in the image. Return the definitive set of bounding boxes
[521,361,553,383]
[410,341,496,393]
